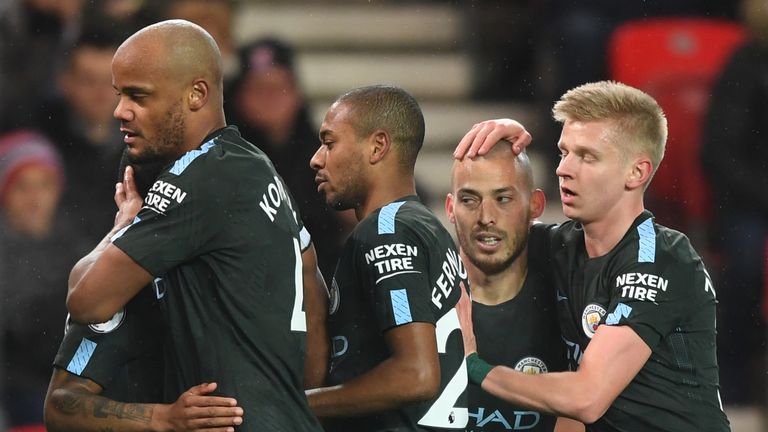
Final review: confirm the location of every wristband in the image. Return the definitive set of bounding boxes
[466,353,494,385]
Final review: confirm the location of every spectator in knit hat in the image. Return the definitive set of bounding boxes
[225,37,350,284]
[0,130,65,238]
[0,129,90,428]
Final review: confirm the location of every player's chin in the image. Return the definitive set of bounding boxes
[561,204,579,219]
[469,254,508,274]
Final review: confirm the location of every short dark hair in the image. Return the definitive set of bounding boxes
[336,85,425,169]
[60,25,126,71]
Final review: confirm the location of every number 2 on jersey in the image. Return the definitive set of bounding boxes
[418,307,468,428]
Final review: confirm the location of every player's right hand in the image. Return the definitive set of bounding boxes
[453,119,532,160]
[156,382,244,432]
[114,165,143,228]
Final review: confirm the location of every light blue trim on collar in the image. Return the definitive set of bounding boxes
[378,201,406,234]
[637,218,656,263]
[169,139,217,175]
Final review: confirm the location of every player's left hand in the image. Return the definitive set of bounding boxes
[456,281,477,356]
[453,119,532,160]
[114,165,143,228]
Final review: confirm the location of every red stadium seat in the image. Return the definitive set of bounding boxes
[9,425,47,432]
[608,18,745,231]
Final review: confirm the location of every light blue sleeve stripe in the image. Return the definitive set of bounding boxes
[169,139,217,175]
[606,303,633,325]
[390,289,413,325]
[378,202,406,234]
[110,216,141,242]
[636,218,656,263]
[66,338,97,375]
[299,226,311,251]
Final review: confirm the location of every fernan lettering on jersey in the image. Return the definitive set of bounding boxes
[259,175,297,224]
[145,180,187,213]
[431,248,467,309]
[616,272,668,302]
[366,243,420,283]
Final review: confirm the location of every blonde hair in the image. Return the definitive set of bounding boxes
[552,81,667,180]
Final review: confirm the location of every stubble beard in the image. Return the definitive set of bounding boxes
[128,101,186,166]
[327,168,365,212]
[459,225,529,276]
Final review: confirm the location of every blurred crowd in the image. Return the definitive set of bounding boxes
[0,0,765,429]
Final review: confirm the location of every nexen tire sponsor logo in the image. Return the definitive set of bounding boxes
[366,243,421,283]
[145,180,187,213]
[616,272,668,302]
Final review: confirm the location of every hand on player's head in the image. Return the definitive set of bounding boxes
[453,119,532,160]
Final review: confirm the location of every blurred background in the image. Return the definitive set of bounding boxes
[0,0,765,430]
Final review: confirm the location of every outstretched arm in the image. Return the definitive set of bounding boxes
[302,244,330,389]
[67,167,153,323]
[44,368,243,432]
[453,119,532,160]
[305,322,440,417]
[457,286,639,425]
[479,325,650,423]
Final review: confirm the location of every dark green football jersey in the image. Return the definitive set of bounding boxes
[112,126,321,432]
[53,285,163,402]
[326,196,469,431]
[468,271,566,432]
[530,211,729,431]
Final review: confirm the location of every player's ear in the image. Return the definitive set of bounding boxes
[189,79,209,111]
[445,193,456,224]
[529,188,545,220]
[369,129,391,164]
[625,156,652,191]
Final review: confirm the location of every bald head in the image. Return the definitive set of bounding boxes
[116,19,223,94]
[451,142,535,192]
[111,19,227,163]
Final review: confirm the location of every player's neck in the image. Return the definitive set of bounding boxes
[180,113,228,156]
[582,200,645,258]
[466,251,529,306]
[356,176,416,221]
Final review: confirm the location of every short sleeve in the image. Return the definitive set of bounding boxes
[604,260,703,350]
[355,215,435,333]
[54,286,163,388]
[54,310,133,388]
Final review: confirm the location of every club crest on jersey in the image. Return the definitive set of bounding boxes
[88,308,125,333]
[329,277,340,315]
[581,303,606,338]
[514,357,548,374]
